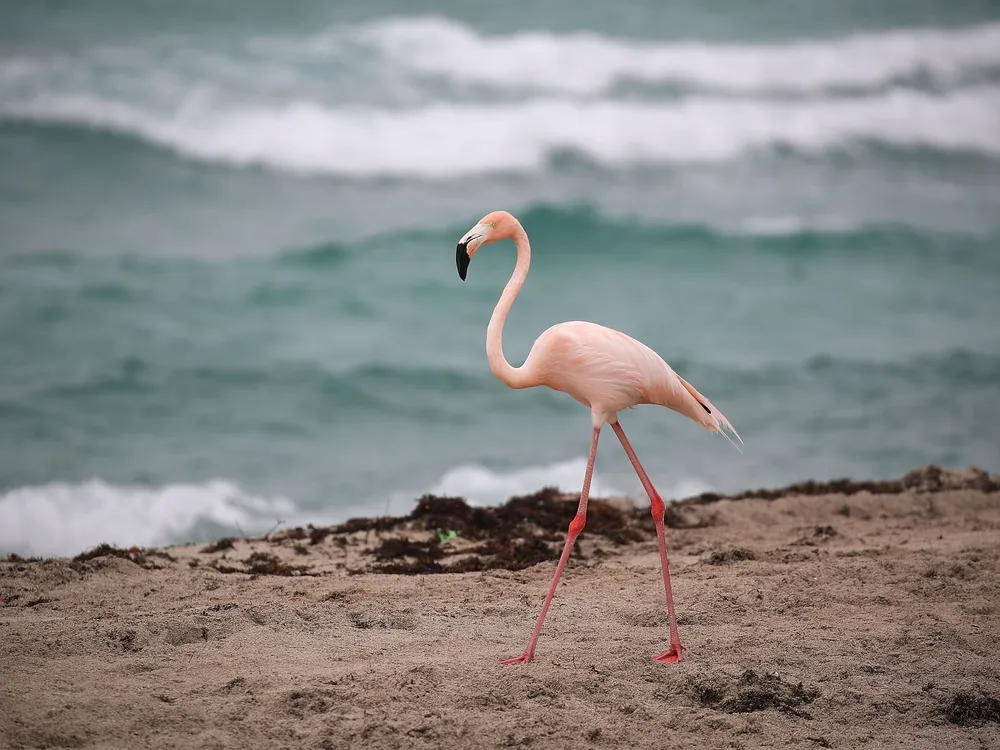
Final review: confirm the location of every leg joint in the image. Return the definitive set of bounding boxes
[650,495,665,523]
[568,513,586,537]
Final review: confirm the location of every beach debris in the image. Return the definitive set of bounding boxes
[210,551,315,577]
[436,528,458,543]
[357,488,659,575]
[691,670,819,717]
[943,689,1000,726]
[201,537,236,553]
[67,543,175,571]
[686,465,999,505]
[704,548,757,565]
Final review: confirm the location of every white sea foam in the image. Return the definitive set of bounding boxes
[423,457,713,507]
[3,86,999,177]
[426,457,624,506]
[356,17,1000,96]
[0,479,299,558]
[6,18,999,102]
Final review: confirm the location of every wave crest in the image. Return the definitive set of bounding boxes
[423,457,713,506]
[0,479,297,557]
[4,87,999,177]
[359,17,1000,95]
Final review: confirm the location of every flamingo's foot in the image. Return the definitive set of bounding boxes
[500,650,534,665]
[652,644,684,663]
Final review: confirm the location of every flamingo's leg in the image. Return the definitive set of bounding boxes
[611,421,684,664]
[501,426,601,665]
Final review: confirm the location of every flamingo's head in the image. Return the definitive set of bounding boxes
[456,211,514,281]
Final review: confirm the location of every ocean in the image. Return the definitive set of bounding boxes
[2,1,999,557]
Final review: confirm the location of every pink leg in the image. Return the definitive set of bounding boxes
[611,421,684,664]
[501,426,601,665]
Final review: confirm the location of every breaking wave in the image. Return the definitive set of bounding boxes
[3,86,999,177]
[0,479,299,557]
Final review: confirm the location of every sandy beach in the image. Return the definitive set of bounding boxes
[2,466,999,749]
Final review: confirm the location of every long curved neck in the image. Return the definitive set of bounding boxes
[487,225,533,389]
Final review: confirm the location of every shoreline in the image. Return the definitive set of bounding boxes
[2,465,999,748]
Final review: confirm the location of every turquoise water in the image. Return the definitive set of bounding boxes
[2,2,999,556]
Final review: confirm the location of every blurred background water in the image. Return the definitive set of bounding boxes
[2,1,999,556]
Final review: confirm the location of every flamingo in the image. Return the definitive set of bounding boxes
[456,210,742,665]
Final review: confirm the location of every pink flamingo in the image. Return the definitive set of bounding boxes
[456,210,741,665]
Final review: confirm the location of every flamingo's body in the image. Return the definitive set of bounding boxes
[456,210,740,665]
[518,320,736,433]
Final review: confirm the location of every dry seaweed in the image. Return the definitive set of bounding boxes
[363,489,652,575]
[373,538,445,562]
[705,548,757,565]
[943,689,1000,726]
[201,538,236,553]
[211,552,315,577]
[448,538,555,573]
[683,465,998,506]
[71,543,158,570]
[5,553,43,563]
[692,670,819,717]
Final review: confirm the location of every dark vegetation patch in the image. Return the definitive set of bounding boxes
[705,548,757,565]
[309,526,333,545]
[341,487,698,575]
[943,689,1000,726]
[262,486,713,575]
[683,465,998,505]
[70,543,168,571]
[450,537,556,573]
[201,538,236,553]
[5,553,42,563]
[210,552,315,577]
[692,670,819,717]
[73,543,141,564]
[374,538,445,562]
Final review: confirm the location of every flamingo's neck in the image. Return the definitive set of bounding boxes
[486,225,533,389]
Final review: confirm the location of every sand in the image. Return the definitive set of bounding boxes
[2,466,999,749]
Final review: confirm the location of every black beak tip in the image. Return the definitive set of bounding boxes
[456,242,470,281]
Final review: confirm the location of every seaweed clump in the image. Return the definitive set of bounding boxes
[211,552,314,577]
[692,670,819,717]
[366,487,654,575]
[943,690,1000,727]
[683,465,999,505]
[71,543,153,570]
[705,548,757,565]
[201,538,236,553]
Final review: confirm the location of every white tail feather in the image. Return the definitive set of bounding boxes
[673,373,743,452]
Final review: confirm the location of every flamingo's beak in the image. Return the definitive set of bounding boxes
[456,224,489,280]
[456,241,471,280]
